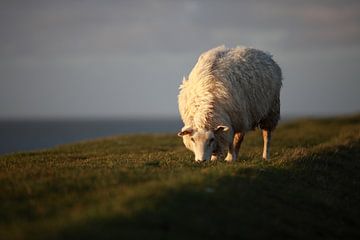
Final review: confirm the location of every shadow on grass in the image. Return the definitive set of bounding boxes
[60,140,360,240]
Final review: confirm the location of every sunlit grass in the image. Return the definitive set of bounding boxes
[1,114,360,239]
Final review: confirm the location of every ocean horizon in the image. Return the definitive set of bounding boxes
[0,118,183,155]
[0,114,316,155]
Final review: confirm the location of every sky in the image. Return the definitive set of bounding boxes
[1,0,359,119]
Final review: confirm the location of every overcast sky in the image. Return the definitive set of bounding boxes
[1,0,359,119]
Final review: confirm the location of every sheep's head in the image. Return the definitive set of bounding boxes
[178,125,229,162]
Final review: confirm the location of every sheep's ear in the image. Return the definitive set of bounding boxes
[214,125,230,133]
[177,126,193,137]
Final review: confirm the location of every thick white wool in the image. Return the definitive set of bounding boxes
[178,45,282,153]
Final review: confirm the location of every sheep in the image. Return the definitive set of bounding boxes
[178,45,282,162]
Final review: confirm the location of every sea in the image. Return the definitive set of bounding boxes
[0,118,182,155]
[0,115,301,156]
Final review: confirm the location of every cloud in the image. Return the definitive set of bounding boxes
[1,0,360,118]
[1,0,359,58]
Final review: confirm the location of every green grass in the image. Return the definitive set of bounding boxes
[1,114,360,239]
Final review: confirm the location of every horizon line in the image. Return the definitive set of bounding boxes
[1,112,359,122]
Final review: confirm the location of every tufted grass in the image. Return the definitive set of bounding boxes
[1,114,360,239]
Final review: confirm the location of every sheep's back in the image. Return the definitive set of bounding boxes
[179,46,282,131]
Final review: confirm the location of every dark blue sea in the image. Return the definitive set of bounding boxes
[0,118,182,155]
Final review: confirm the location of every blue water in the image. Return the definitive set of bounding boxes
[0,118,182,155]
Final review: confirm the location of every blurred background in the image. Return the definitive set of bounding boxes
[1,0,359,154]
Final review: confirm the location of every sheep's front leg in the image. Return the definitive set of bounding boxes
[225,143,236,162]
[211,154,218,161]
[233,132,245,159]
[225,132,245,162]
[262,129,271,160]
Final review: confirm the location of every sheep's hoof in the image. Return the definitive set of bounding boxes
[225,152,237,162]
[225,156,236,162]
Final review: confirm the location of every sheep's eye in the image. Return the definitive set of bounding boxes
[191,138,195,143]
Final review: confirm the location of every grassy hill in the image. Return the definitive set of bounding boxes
[1,114,360,239]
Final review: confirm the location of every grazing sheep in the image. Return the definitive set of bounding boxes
[178,45,282,162]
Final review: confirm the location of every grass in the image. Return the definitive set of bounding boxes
[1,114,360,239]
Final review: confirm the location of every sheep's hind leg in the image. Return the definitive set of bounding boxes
[262,129,271,160]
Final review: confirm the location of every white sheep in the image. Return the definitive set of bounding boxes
[178,45,282,162]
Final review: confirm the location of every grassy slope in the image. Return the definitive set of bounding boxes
[1,115,360,239]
